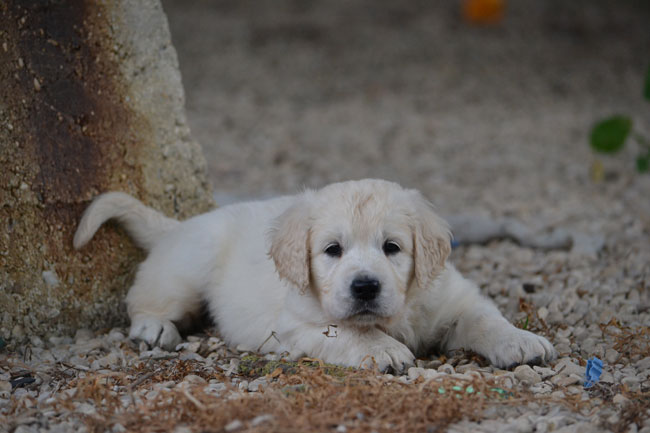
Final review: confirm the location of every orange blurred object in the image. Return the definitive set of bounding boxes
[463,0,505,25]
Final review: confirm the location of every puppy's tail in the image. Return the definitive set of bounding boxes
[73,192,179,251]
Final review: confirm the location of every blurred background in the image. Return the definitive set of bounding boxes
[161,0,650,232]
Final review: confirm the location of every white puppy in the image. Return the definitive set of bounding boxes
[74,179,556,371]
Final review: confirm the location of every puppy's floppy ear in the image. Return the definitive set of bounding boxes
[269,194,312,292]
[409,191,452,289]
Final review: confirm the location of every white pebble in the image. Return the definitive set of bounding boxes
[251,414,274,426]
[514,365,542,384]
[533,366,555,380]
[407,367,442,381]
[612,394,628,405]
[224,420,243,432]
[182,374,206,385]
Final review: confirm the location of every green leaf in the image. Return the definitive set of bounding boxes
[637,155,649,173]
[590,116,632,154]
[643,65,650,101]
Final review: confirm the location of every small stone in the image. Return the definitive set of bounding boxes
[176,341,201,353]
[621,375,641,391]
[107,329,126,343]
[77,402,96,415]
[182,374,206,385]
[94,352,119,369]
[33,77,41,91]
[495,372,515,389]
[599,371,614,384]
[605,348,619,364]
[224,420,243,432]
[635,357,650,371]
[139,347,178,360]
[336,425,347,433]
[514,365,542,384]
[153,381,176,390]
[553,358,584,377]
[530,381,552,395]
[408,367,442,381]
[565,385,583,395]
[42,270,60,288]
[421,359,443,369]
[251,415,273,427]
[437,364,454,374]
[248,377,268,392]
[222,358,240,376]
[456,363,479,374]
[207,337,225,351]
[205,382,227,394]
[11,324,24,340]
[14,426,38,433]
[397,376,412,384]
[613,394,628,405]
[537,306,549,321]
[450,373,474,381]
[512,416,532,431]
[533,366,555,380]
[75,329,94,343]
[551,374,581,387]
[179,352,205,362]
[535,421,549,433]
[580,338,596,354]
[0,381,11,398]
[72,338,106,355]
[29,336,44,347]
[554,343,571,354]
[263,353,280,361]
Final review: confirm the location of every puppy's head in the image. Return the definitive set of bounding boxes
[269,179,451,325]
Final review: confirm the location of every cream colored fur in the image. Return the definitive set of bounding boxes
[74,179,556,371]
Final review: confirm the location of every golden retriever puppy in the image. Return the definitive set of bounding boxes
[74,179,556,371]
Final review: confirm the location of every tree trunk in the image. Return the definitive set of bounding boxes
[0,0,214,347]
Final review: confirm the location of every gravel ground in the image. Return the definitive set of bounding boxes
[2,0,650,431]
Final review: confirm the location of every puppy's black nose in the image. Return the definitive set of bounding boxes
[351,278,381,301]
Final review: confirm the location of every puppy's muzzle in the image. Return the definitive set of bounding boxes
[350,277,381,302]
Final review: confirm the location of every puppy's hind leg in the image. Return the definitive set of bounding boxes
[126,261,203,351]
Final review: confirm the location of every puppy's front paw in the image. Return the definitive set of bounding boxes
[358,338,416,374]
[129,316,182,351]
[484,328,557,369]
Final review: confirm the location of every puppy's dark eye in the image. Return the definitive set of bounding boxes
[324,243,342,257]
[383,240,400,255]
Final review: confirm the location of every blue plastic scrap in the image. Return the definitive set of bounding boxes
[584,357,603,389]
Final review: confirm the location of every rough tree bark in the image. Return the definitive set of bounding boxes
[0,0,214,347]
